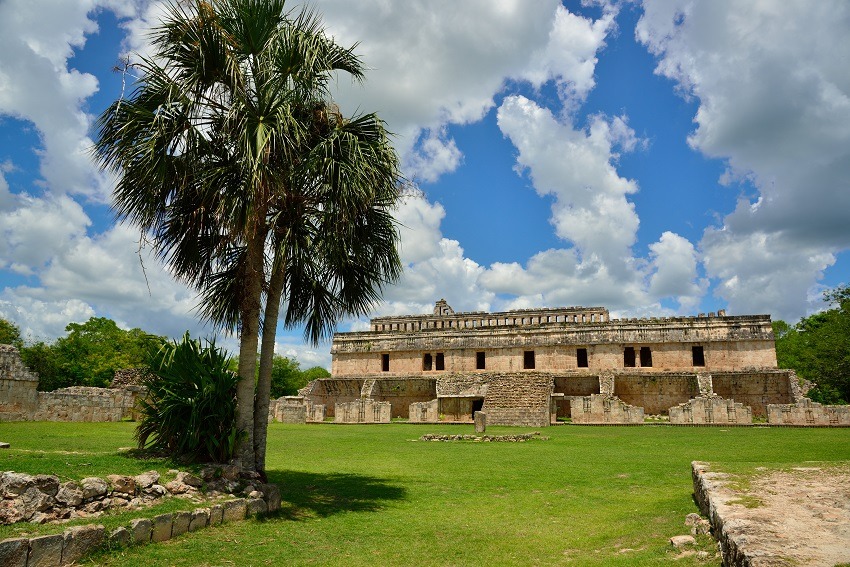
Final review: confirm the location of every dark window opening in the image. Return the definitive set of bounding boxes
[381,353,390,372]
[692,346,705,366]
[523,350,535,370]
[476,351,486,370]
[423,353,432,371]
[640,347,653,367]
[471,398,484,418]
[435,353,445,371]
[576,348,588,368]
[624,347,636,368]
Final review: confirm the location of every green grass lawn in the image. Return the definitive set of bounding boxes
[2,422,849,566]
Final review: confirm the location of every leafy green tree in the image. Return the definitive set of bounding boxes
[0,318,22,347]
[19,342,64,391]
[269,355,302,399]
[774,285,850,404]
[94,0,401,473]
[137,333,239,463]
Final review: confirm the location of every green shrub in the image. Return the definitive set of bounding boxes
[136,333,240,462]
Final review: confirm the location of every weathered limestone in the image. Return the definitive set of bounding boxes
[474,411,486,433]
[221,499,247,523]
[334,399,391,423]
[570,395,644,424]
[767,398,850,426]
[270,396,307,423]
[129,518,152,544]
[669,397,753,425]
[481,373,552,427]
[0,538,28,567]
[27,534,63,567]
[150,514,173,542]
[408,399,439,423]
[61,524,105,565]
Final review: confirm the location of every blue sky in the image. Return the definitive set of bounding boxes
[1,1,849,368]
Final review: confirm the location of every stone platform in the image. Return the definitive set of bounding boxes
[692,461,850,566]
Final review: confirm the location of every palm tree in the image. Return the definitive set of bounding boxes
[94,0,401,472]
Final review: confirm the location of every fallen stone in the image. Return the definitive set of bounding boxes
[143,484,168,498]
[221,465,241,481]
[62,524,105,565]
[55,482,83,507]
[107,475,136,496]
[670,535,696,549]
[189,508,209,532]
[129,518,152,544]
[175,471,203,488]
[109,526,131,548]
[164,480,191,495]
[0,472,33,498]
[33,475,60,497]
[27,533,63,567]
[134,471,160,490]
[151,514,172,543]
[0,442,10,449]
[0,500,25,524]
[171,511,191,537]
[0,538,28,567]
[80,477,108,501]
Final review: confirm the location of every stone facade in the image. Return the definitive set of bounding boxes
[297,300,811,426]
[334,399,391,423]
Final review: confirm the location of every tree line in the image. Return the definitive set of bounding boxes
[0,315,328,397]
[773,285,850,404]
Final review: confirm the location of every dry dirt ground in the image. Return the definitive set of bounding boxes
[707,464,850,566]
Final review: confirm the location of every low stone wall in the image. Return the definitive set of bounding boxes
[669,397,753,425]
[409,399,439,423]
[334,399,391,423]
[711,369,796,417]
[0,493,280,567]
[570,394,644,424]
[270,396,307,424]
[767,398,850,426]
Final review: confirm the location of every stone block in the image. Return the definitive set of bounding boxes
[222,499,247,523]
[246,498,267,517]
[570,394,644,424]
[261,484,281,513]
[171,511,191,537]
[109,527,131,548]
[208,504,224,526]
[107,475,135,495]
[129,518,152,544]
[474,411,486,433]
[61,524,105,565]
[0,538,28,567]
[80,477,108,501]
[150,514,173,543]
[27,534,63,567]
[189,508,209,532]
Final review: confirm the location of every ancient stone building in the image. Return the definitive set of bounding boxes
[299,299,808,426]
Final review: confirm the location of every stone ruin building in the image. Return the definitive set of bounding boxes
[2,300,848,427]
[285,299,849,427]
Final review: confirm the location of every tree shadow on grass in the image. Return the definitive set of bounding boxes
[262,470,406,522]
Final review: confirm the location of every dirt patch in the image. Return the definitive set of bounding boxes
[694,462,850,566]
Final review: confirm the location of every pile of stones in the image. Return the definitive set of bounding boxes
[419,432,548,442]
[0,465,273,526]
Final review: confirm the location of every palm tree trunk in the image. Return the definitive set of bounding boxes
[234,233,266,472]
[254,247,286,473]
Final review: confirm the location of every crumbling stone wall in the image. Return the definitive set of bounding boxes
[570,395,644,424]
[613,372,700,415]
[711,370,795,417]
[669,397,753,425]
[299,378,364,418]
[364,378,436,418]
[767,398,850,426]
[1,346,146,423]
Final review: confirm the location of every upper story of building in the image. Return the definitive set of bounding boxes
[330,300,777,376]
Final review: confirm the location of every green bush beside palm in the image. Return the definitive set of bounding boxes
[136,333,240,463]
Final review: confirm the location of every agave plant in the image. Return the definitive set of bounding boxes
[136,333,240,463]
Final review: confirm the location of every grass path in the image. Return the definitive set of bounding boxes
[2,422,848,565]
